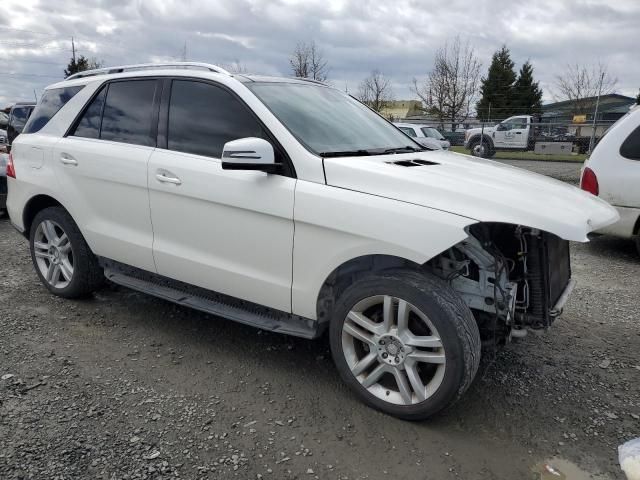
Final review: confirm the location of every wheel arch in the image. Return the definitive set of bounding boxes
[315,254,424,326]
[22,194,68,238]
[467,134,494,150]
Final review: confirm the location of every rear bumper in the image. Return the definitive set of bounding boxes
[595,205,640,238]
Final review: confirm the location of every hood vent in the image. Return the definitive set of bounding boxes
[387,159,439,167]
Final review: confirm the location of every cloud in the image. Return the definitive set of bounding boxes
[1,0,638,108]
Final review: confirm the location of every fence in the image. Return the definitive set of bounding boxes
[398,119,617,153]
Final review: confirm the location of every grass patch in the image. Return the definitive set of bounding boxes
[450,146,586,162]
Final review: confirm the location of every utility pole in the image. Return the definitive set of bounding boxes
[588,71,605,154]
[71,37,76,64]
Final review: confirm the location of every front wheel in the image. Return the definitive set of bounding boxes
[329,269,481,420]
[29,207,104,298]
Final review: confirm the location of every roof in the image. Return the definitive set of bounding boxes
[542,94,635,111]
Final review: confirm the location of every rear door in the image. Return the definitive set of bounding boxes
[52,79,160,272]
[147,79,296,312]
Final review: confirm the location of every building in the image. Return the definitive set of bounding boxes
[541,94,635,123]
[379,100,423,121]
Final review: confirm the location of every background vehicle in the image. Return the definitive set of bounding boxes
[464,115,596,157]
[7,102,36,147]
[394,122,450,149]
[0,152,6,213]
[0,111,8,146]
[581,105,640,255]
[6,63,617,420]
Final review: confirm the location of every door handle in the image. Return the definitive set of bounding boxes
[515,132,522,135]
[155,172,182,185]
[60,153,78,166]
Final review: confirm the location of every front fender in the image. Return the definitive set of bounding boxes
[291,181,474,320]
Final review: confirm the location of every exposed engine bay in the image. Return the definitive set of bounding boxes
[430,223,574,345]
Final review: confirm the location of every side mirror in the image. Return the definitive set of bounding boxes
[221,137,281,173]
[496,123,507,131]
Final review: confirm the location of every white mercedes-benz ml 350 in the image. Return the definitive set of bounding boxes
[6,63,618,420]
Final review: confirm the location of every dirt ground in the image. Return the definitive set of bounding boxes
[0,163,638,479]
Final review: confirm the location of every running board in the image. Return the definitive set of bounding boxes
[101,259,323,339]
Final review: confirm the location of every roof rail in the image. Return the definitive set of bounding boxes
[66,62,232,80]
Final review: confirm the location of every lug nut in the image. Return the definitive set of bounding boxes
[379,339,386,345]
[382,353,388,359]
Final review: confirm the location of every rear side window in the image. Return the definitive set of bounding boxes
[167,80,263,158]
[100,80,157,147]
[620,125,640,160]
[72,87,106,139]
[23,86,83,134]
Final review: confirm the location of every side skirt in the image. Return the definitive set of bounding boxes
[99,258,325,340]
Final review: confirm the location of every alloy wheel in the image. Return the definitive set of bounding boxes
[33,219,74,289]
[341,295,446,406]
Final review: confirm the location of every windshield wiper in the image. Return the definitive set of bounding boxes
[319,149,372,158]
[383,145,424,154]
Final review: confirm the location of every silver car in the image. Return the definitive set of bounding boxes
[394,122,451,150]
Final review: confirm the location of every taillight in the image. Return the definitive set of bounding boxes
[580,167,598,196]
[6,151,16,178]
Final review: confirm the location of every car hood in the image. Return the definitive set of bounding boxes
[323,150,619,242]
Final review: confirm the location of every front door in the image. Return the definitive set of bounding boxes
[148,79,296,312]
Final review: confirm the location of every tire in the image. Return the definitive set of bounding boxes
[635,236,640,257]
[29,206,104,298]
[469,140,491,158]
[329,269,481,420]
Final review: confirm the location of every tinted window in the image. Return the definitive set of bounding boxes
[620,125,640,160]
[101,80,157,146]
[168,80,263,158]
[72,87,106,139]
[23,86,83,134]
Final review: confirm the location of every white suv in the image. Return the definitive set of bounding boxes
[6,63,618,420]
[581,105,640,254]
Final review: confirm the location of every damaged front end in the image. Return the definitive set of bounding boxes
[429,223,574,345]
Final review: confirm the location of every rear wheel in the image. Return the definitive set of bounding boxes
[29,207,104,298]
[635,235,640,257]
[329,269,481,420]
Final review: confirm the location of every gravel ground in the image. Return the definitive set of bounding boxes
[495,159,583,184]
[0,181,638,479]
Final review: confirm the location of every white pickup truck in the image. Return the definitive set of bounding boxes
[464,115,538,157]
[464,115,591,158]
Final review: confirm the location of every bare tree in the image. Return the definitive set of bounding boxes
[220,59,249,74]
[289,40,328,81]
[356,70,393,113]
[412,36,481,130]
[554,63,618,115]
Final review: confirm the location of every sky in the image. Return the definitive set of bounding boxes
[1,0,639,109]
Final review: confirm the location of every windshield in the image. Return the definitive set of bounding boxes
[421,127,445,140]
[247,82,422,156]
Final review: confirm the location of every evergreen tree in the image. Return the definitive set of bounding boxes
[512,61,543,114]
[64,55,102,78]
[637,89,640,105]
[476,46,516,121]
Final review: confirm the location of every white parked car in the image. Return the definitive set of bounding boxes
[394,122,450,150]
[581,105,640,254]
[6,63,617,420]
